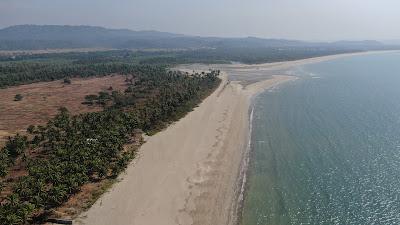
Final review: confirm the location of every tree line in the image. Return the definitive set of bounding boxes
[0,61,170,88]
[0,46,366,72]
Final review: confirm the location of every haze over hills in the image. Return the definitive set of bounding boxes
[0,25,393,51]
[383,40,400,45]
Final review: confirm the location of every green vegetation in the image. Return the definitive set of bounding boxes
[0,61,145,88]
[63,78,71,84]
[135,47,359,65]
[14,94,23,101]
[2,47,364,66]
[0,63,220,224]
[0,47,364,88]
[0,134,29,177]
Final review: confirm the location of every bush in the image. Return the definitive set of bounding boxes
[4,134,28,158]
[63,78,72,84]
[14,94,23,101]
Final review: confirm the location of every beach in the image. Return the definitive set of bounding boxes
[75,51,395,225]
[75,72,295,225]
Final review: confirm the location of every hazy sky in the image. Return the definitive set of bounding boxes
[0,0,399,41]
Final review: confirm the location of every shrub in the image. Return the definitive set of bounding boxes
[14,94,23,101]
[63,78,72,84]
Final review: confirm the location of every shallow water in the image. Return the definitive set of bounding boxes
[242,52,400,225]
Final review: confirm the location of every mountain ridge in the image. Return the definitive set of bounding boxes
[0,24,389,50]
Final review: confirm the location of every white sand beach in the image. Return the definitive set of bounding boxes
[75,51,397,225]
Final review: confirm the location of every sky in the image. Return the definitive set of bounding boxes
[0,0,399,41]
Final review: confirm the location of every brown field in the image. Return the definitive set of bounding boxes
[0,75,128,145]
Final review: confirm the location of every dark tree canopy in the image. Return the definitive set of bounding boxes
[14,94,23,101]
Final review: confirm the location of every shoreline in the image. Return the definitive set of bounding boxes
[231,76,298,225]
[228,50,400,225]
[75,50,396,225]
[231,105,254,225]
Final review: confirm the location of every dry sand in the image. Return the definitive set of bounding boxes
[76,51,397,225]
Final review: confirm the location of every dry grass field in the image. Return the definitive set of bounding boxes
[0,75,127,145]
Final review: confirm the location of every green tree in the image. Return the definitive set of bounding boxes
[14,94,23,101]
[4,134,28,158]
[63,77,72,84]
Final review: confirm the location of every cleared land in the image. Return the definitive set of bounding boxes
[0,75,127,145]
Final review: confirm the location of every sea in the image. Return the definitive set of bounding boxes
[241,52,400,225]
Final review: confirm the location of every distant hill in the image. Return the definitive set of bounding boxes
[0,25,183,40]
[382,40,400,45]
[0,25,186,50]
[0,25,391,51]
[331,40,383,48]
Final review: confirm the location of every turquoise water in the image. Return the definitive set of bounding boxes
[242,52,400,225]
